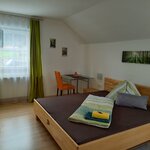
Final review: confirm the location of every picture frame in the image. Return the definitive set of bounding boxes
[62,47,68,56]
[122,51,150,64]
[50,38,56,48]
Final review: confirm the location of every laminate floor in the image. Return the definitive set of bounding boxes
[0,102,60,150]
[129,141,150,150]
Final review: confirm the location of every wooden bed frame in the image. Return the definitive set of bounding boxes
[34,77,150,150]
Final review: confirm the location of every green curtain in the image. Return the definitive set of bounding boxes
[28,19,44,102]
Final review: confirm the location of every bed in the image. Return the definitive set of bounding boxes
[34,77,150,150]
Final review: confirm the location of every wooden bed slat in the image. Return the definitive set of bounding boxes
[104,77,121,91]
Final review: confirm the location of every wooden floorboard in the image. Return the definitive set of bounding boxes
[0,102,60,150]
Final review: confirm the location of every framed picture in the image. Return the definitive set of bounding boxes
[62,47,67,56]
[122,51,150,64]
[50,38,56,48]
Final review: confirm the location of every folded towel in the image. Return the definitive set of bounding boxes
[85,112,110,123]
[92,111,109,119]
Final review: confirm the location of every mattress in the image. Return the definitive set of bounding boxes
[36,91,150,145]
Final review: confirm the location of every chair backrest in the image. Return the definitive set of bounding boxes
[55,71,63,88]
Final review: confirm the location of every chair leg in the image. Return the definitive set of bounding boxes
[67,90,69,95]
[60,90,63,96]
[73,89,75,94]
[57,88,59,96]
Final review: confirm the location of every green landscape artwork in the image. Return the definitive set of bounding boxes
[122,51,150,64]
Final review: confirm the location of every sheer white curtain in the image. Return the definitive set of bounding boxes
[0,14,30,99]
[0,14,30,79]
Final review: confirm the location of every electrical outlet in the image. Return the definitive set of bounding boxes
[97,73,103,80]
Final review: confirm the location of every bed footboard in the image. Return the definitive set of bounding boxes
[34,99,150,150]
[34,100,78,150]
[79,123,150,150]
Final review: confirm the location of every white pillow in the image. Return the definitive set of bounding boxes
[106,81,127,101]
[126,81,141,96]
[106,80,141,101]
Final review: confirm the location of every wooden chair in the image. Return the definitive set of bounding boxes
[55,71,75,96]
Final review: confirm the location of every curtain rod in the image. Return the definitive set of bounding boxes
[0,11,43,21]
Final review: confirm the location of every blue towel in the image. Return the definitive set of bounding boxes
[85,112,110,123]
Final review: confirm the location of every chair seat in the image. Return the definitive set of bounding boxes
[60,83,75,90]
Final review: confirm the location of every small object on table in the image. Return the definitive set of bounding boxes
[74,72,78,76]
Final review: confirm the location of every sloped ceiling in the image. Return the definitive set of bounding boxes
[65,0,150,43]
[0,0,100,18]
[1,0,150,43]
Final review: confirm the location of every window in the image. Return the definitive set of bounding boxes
[0,14,30,79]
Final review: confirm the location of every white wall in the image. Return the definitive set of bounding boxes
[40,18,86,96]
[86,39,150,89]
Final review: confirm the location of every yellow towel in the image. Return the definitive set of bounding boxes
[92,111,109,120]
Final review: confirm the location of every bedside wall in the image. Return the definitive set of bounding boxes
[86,39,150,89]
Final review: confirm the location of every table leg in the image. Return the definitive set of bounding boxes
[87,79,90,88]
[76,79,79,93]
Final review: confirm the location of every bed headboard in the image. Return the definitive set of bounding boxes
[104,77,150,106]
